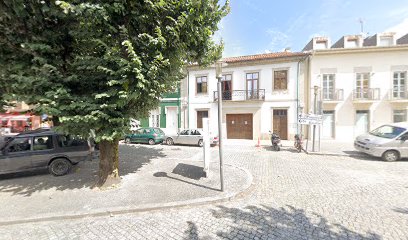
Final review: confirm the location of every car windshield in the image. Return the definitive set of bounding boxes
[369,125,406,139]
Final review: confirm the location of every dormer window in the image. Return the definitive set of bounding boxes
[315,40,328,50]
[345,38,359,48]
[379,36,393,46]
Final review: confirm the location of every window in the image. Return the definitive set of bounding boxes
[393,110,407,123]
[196,76,208,94]
[379,36,393,46]
[180,130,190,135]
[7,137,31,153]
[221,74,232,100]
[149,114,160,127]
[322,74,335,100]
[246,72,259,99]
[57,135,87,147]
[393,72,406,99]
[355,73,370,98]
[33,136,53,150]
[273,70,288,90]
[197,111,208,129]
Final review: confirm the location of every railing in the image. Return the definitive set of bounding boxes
[214,89,265,101]
[389,89,408,100]
[322,89,344,101]
[352,88,380,100]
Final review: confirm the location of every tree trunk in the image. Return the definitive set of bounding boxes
[97,139,120,188]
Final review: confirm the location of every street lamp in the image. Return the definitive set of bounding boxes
[215,60,224,192]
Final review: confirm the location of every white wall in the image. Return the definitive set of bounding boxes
[310,49,408,141]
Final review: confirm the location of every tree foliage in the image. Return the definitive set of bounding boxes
[0,0,229,140]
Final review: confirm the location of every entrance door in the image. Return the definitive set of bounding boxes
[226,114,253,139]
[355,110,369,136]
[322,111,334,139]
[166,107,177,130]
[273,109,288,140]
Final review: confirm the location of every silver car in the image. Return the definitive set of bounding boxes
[0,129,92,176]
[165,129,218,147]
[354,122,408,161]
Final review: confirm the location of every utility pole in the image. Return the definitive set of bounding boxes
[215,61,224,192]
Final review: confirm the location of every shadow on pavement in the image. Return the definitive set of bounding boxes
[0,145,165,196]
[172,163,206,180]
[153,171,220,192]
[207,205,381,240]
[394,208,408,214]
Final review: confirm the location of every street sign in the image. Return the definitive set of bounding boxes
[298,114,323,125]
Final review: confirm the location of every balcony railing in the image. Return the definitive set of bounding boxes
[214,89,265,101]
[322,89,344,101]
[389,89,408,100]
[352,88,380,101]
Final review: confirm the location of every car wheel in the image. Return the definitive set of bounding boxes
[148,139,155,145]
[382,150,400,162]
[49,158,72,176]
[125,138,131,144]
[198,139,203,147]
[166,138,174,145]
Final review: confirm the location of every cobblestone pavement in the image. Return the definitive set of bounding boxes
[1,144,408,239]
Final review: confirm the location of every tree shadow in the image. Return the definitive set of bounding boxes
[206,205,381,240]
[0,145,166,196]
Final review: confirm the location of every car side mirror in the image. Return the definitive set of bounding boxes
[400,136,408,141]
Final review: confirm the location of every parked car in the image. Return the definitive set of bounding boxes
[354,122,408,161]
[124,127,165,145]
[0,128,92,176]
[165,129,218,147]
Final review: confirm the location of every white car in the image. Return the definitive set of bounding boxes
[165,129,218,147]
[354,122,408,161]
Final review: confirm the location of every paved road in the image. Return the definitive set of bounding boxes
[1,144,408,239]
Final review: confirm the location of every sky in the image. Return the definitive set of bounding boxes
[215,0,408,57]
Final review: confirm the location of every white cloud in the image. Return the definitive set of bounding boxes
[385,18,408,39]
[265,29,291,52]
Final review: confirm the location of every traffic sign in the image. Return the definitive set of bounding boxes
[298,114,322,125]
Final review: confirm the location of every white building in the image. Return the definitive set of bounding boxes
[303,33,408,141]
[182,52,308,140]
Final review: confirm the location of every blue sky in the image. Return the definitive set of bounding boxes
[216,0,408,57]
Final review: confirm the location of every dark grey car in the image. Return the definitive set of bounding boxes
[0,129,91,176]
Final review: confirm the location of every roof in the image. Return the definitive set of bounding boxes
[221,52,308,63]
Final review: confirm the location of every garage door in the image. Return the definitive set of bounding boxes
[226,114,253,139]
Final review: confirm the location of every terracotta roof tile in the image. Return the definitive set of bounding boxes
[222,52,308,63]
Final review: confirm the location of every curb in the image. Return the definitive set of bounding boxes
[0,164,254,226]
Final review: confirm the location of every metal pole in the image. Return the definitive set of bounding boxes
[312,87,317,152]
[217,78,224,192]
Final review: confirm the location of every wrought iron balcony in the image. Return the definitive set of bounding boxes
[352,88,380,101]
[322,89,344,101]
[214,89,265,101]
[389,89,408,101]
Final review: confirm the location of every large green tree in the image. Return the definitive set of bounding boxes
[0,0,229,186]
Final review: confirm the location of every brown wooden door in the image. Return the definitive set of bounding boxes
[273,109,288,140]
[226,114,253,139]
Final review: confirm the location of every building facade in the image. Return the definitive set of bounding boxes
[304,33,408,141]
[140,90,182,135]
[182,52,308,140]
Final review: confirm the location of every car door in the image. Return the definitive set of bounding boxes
[30,134,55,169]
[0,136,33,174]
[177,130,190,144]
[132,129,143,143]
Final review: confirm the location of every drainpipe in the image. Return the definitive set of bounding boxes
[296,55,309,135]
[187,69,190,129]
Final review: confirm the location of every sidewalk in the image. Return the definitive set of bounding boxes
[0,144,252,225]
[224,138,364,157]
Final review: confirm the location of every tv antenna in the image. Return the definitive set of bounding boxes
[359,18,364,34]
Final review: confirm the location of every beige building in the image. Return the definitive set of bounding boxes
[182,52,308,140]
[303,33,408,141]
